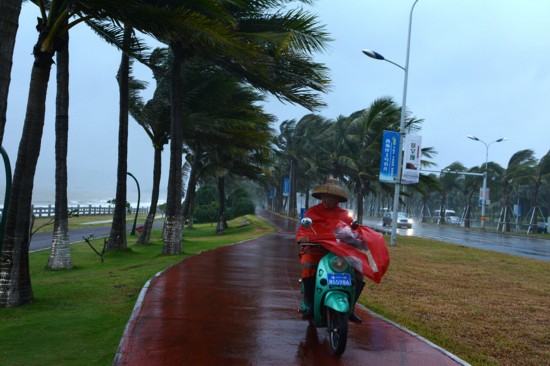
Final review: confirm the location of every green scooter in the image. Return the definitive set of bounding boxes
[299,218,356,356]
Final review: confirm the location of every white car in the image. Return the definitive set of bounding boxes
[382,212,413,229]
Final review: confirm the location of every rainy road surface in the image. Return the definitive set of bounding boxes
[363,218,550,261]
[113,210,469,365]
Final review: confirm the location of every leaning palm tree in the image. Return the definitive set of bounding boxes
[461,166,483,228]
[0,0,77,306]
[437,162,467,225]
[0,0,23,143]
[155,0,331,254]
[337,98,404,222]
[105,25,137,251]
[128,49,170,244]
[527,150,550,218]
[497,149,537,232]
[0,0,170,307]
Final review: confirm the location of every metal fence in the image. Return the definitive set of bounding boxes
[0,205,150,218]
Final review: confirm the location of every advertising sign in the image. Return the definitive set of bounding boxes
[268,185,275,199]
[379,130,400,183]
[282,176,290,197]
[479,188,490,206]
[401,134,422,184]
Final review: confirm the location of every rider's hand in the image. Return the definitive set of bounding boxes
[297,237,310,244]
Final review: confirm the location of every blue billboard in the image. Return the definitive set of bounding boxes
[282,176,290,197]
[379,130,400,183]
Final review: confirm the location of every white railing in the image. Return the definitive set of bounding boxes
[0,205,149,218]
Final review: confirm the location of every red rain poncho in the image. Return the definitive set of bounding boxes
[297,213,390,284]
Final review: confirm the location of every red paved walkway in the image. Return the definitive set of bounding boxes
[113,211,469,365]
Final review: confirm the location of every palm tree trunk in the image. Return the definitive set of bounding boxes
[106,25,133,251]
[163,44,184,254]
[0,0,22,143]
[0,39,55,306]
[137,146,162,244]
[48,31,72,269]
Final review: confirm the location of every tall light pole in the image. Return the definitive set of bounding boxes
[363,0,421,246]
[466,135,508,229]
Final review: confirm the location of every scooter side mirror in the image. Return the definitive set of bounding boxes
[301,217,313,228]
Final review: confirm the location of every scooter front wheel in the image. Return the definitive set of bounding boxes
[326,308,348,356]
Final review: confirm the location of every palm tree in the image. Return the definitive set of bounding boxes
[106,25,135,251]
[0,0,23,143]
[461,166,483,228]
[528,150,550,217]
[0,0,170,307]
[0,0,74,306]
[437,162,466,225]
[47,27,73,269]
[337,98,403,222]
[497,149,537,232]
[156,0,331,253]
[128,49,170,244]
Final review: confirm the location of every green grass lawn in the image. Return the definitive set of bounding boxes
[0,215,275,366]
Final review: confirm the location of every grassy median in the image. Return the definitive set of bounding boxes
[361,236,550,366]
[1,215,548,365]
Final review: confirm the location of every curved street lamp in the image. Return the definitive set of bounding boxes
[0,146,12,253]
[466,135,508,229]
[126,172,141,235]
[362,0,421,246]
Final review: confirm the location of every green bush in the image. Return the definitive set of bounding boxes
[193,201,219,223]
[193,185,255,222]
[227,199,255,219]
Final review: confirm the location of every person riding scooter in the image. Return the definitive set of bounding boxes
[296,177,366,323]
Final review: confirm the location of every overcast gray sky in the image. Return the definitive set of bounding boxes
[3,0,550,206]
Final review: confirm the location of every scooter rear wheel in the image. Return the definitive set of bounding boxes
[327,308,348,356]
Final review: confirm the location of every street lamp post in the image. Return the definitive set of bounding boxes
[466,135,508,229]
[126,172,141,235]
[0,146,12,253]
[363,0,421,246]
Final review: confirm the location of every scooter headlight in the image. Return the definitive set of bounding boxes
[330,256,348,272]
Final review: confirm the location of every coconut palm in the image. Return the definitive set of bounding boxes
[155,0,330,253]
[46,27,73,269]
[497,149,537,232]
[336,98,404,222]
[0,0,23,142]
[460,166,483,228]
[437,162,467,225]
[128,49,170,244]
[105,25,137,251]
[0,0,173,307]
[528,150,550,215]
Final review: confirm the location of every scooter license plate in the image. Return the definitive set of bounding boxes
[327,273,352,286]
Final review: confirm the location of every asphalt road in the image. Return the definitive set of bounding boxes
[29,222,162,252]
[30,215,550,261]
[363,217,550,261]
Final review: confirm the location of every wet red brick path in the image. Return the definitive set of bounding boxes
[113,210,468,365]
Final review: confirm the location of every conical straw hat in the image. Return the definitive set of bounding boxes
[312,177,348,203]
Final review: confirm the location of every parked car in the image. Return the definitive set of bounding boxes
[382,212,413,229]
[536,222,548,234]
